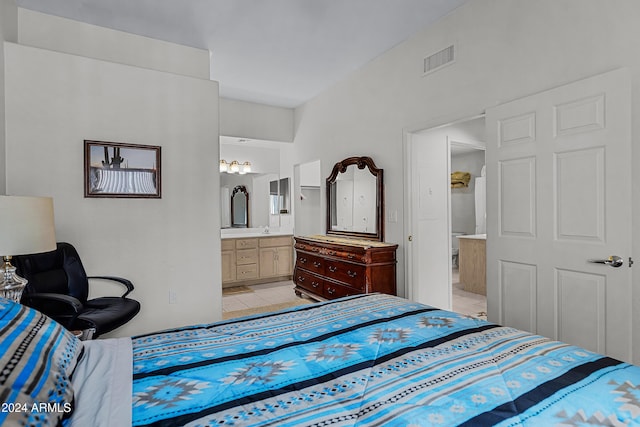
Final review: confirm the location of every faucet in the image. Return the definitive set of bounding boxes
[263,226,270,234]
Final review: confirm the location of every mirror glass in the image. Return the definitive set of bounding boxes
[270,177,290,214]
[327,156,384,241]
[231,185,249,227]
[220,137,291,230]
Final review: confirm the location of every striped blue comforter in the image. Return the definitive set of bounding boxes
[131,294,640,426]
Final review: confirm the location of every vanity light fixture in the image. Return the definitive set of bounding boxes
[219,160,252,174]
[229,160,240,173]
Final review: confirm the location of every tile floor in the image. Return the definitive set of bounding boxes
[222,269,487,319]
[222,280,308,314]
[451,267,487,318]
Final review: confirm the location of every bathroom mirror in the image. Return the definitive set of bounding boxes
[326,156,384,241]
[270,177,291,215]
[231,185,249,227]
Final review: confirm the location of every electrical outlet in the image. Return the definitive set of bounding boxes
[169,289,178,304]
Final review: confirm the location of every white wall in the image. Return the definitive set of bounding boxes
[17,8,209,79]
[290,0,640,360]
[0,0,18,194]
[220,98,294,143]
[4,42,220,337]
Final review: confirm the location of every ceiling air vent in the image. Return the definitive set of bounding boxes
[423,44,455,75]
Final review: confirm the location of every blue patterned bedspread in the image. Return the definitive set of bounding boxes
[131,294,640,426]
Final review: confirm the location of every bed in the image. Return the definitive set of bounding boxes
[2,293,639,426]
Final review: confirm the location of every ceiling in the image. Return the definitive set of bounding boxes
[16,0,469,108]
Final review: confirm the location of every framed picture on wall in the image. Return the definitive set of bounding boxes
[84,140,162,198]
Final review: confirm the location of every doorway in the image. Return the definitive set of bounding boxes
[404,115,486,317]
[293,160,323,236]
[450,140,486,318]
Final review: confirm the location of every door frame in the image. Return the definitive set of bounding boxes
[403,111,485,302]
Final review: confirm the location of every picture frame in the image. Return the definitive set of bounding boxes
[84,140,161,198]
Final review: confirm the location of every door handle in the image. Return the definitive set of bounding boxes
[588,255,624,268]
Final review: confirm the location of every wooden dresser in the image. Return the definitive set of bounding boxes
[293,235,398,300]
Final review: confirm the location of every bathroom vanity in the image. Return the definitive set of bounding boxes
[458,234,486,295]
[221,233,293,288]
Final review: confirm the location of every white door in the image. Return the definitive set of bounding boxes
[486,69,632,362]
[407,133,452,310]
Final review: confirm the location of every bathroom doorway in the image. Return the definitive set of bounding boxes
[450,140,486,318]
[405,115,486,318]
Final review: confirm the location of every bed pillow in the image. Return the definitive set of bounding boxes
[0,297,83,426]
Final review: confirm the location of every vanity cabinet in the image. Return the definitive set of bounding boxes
[221,239,236,283]
[259,236,293,278]
[458,235,486,295]
[221,235,293,287]
[293,235,398,301]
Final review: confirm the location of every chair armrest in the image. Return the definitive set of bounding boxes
[22,293,83,313]
[87,276,135,298]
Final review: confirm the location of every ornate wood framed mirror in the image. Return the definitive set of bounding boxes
[326,156,384,241]
[231,185,249,228]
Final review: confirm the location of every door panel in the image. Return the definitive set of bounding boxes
[486,68,632,362]
[500,260,537,333]
[499,157,536,237]
[498,112,536,145]
[556,269,605,353]
[408,133,451,310]
[555,148,604,241]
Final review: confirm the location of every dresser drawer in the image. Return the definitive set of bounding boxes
[236,238,258,249]
[295,253,325,275]
[324,281,363,299]
[237,263,258,280]
[294,241,366,262]
[329,249,367,263]
[236,248,258,265]
[325,260,366,290]
[294,269,323,294]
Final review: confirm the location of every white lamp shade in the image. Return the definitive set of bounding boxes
[0,196,56,256]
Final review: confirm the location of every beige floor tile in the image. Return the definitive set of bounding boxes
[222,276,487,319]
[221,296,251,312]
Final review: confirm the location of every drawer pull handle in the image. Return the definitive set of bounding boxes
[328,251,336,255]
[328,266,337,273]
[297,276,305,282]
[299,257,307,264]
[327,288,335,295]
[313,261,322,268]
[311,281,320,288]
[347,254,355,259]
[347,270,357,278]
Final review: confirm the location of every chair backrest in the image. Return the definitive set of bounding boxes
[14,242,90,304]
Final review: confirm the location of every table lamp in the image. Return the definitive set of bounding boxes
[0,196,56,302]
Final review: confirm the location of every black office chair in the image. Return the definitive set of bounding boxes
[14,242,140,338]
